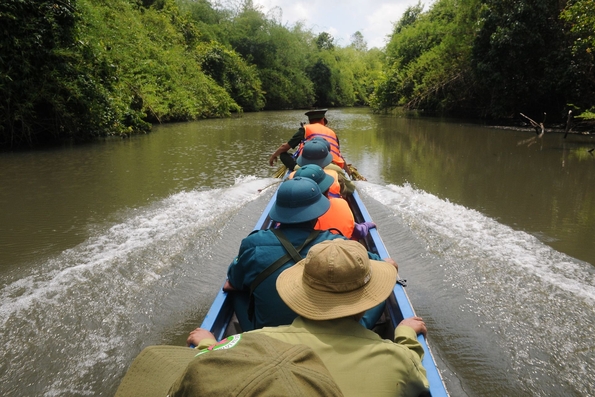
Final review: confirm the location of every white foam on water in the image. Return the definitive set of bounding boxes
[0,176,274,324]
[358,181,595,395]
[359,181,595,303]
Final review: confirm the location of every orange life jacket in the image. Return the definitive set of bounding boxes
[315,196,354,238]
[301,123,345,169]
[324,169,342,198]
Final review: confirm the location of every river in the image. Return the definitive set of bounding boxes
[1,108,594,396]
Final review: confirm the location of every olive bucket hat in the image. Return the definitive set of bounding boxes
[269,177,330,224]
[293,164,335,194]
[276,239,397,320]
[114,333,344,397]
[296,139,333,168]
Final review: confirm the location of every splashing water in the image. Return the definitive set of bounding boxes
[358,182,595,396]
[0,176,277,397]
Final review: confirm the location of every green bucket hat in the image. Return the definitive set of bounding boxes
[293,164,335,194]
[296,139,333,168]
[269,177,330,224]
[115,333,344,397]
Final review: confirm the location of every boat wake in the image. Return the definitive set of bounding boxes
[2,177,592,397]
[0,176,277,397]
[358,181,595,396]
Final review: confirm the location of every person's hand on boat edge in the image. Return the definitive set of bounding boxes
[187,328,217,347]
[383,257,399,272]
[222,279,237,292]
[399,316,427,338]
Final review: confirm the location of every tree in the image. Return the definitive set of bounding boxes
[316,32,335,51]
[471,0,570,118]
[0,0,118,147]
[373,0,480,113]
[196,41,265,111]
[350,31,367,52]
[560,0,595,117]
[218,5,315,109]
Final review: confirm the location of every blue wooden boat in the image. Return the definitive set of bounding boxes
[200,183,449,397]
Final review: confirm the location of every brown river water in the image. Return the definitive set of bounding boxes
[1,108,594,396]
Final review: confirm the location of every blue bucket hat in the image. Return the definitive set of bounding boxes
[310,137,331,151]
[269,178,330,224]
[293,164,335,194]
[297,139,333,168]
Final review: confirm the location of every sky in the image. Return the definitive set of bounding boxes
[251,0,429,49]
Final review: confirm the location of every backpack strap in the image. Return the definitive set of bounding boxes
[271,228,304,263]
[247,229,321,322]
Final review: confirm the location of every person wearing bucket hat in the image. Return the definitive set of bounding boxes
[114,332,344,397]
[289,163,336,197]
[188,239,429,397]
[222,177,346,332]
[268,109,345,171]
[289,164,375,241]
[289,164,384,329]
[296,137,355,197]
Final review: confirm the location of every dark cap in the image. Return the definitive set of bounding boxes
[305,109,328,120]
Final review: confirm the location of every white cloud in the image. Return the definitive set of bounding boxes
[252,0,424,49]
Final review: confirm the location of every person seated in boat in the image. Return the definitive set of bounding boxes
[290,164,375,240]
[223,177,392,332]
[295,138,356,197]
[268,109,346,171]
[188,239,430,397]
[114,332,345,397]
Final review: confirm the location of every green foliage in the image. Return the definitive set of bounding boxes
[0,0,244,148]
[576,110,595,120]
[195,41,265,111]
[1,0,387,148]
[350,31,367,52]
[472,0,570,117]
[316,32,335,51]
[560,0,595,117]
[373,0,479,113]
[216,4,315,109]
[392,1,424,35]
[177,0,229,42]
[374,0,595,119]
[0,0,117,147]
[81,0,240,123]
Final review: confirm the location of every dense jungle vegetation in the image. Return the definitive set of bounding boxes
[1,0,594,149]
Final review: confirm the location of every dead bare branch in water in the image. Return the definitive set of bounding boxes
[520,112,546,137]
[517,112,546,147]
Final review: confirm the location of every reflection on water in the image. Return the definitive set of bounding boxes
[0,108,593,396]
[338,112,595,266]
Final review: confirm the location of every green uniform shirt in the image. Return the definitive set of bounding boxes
[287,127,306,148]
[250,317,430,397]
